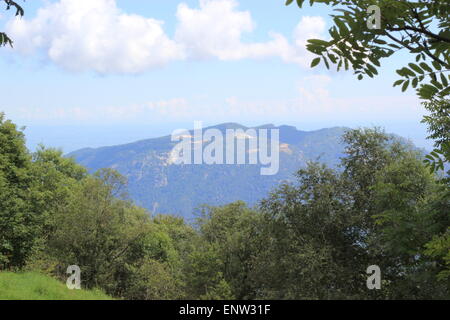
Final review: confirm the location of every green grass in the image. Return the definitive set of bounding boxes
[0,272,112,300]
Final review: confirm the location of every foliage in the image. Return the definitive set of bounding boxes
[258,163,364,299]
[425,228,450,281]
[0,113,38,269]
[286,0,450,100]
[422,99,450,174]
[43,169,151,292]
[257,128,449,299]
[190,202,262,299]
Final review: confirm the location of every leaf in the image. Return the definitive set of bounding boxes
[335,18,349,37]
[393,79,404,87]
[432,61,442,71]
[311,57,321,68]
[307,39,329,46]
[408,63,424,75]
[401,80,410,92]
[419,62,433,73]
[418,84,439,99]
[373,39,387,45]
[440,73,448,87]
[368,56,380,67]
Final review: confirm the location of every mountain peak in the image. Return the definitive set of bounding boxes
[207,122,247,130]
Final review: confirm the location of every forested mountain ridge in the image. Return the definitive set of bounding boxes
[68,123,349,218]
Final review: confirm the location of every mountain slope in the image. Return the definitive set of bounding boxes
[68,123,348,219]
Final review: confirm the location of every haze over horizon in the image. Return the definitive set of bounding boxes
[22,121,432,154]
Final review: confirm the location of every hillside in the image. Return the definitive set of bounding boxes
[0,272,112,300]
[68,123,349,218]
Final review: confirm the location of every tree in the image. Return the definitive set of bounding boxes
[371,153,449,298]
[0,0,24,47]
[287,0,449,99]
[257,128,449,299]
[182,202,262,299]
[422,98,450,175]
[0,113,41,269]
[193,202,263,299]
[258,163,364,299]
[425,228,450,282]
[45,169,151,291]
[116,218,189,300]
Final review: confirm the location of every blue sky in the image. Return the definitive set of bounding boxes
[0,0,431,152]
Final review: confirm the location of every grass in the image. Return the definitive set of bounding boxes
[0,272,112,300]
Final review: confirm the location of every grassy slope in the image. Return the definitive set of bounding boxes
[0,272,112,300]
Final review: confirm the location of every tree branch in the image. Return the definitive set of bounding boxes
[387,26,450,44]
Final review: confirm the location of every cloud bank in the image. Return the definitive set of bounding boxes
[6,0,326,74]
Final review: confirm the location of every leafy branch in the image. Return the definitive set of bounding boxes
[0,0,24,47]
[286,0,450,100]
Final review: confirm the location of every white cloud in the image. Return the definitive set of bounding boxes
[175,0,280,60]
[6,0,184,73]
[175,0,326,65]
[5,0,328,73]
[281,16,327,67]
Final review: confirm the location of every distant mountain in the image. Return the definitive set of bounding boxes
[67,123,349,219]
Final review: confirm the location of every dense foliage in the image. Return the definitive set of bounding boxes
[0,114,448,299]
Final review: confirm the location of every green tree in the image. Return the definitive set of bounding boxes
[184,240,235,300]
[371,153,449,298]
[23,147,88,273]
[425,228,450,282]
[422,98,450,174]
[257,128,449,299]
[45,169,150,291]
[258,162,367,299]
[115,215,192,299]
[121,258,185,300]
[0,113,39,269]
[193,202,263,299]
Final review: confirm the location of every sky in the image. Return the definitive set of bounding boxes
[0,0,432,152]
